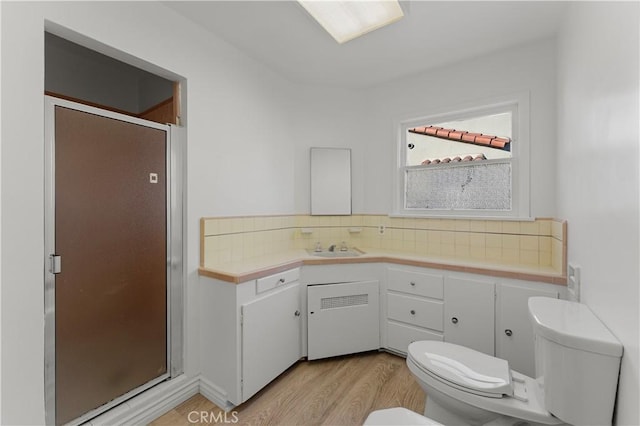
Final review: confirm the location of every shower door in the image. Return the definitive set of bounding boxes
[49,102,170,425]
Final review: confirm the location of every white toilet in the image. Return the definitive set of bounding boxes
[406,297,623,426]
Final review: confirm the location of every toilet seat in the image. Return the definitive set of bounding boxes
[407,341,564,425]
[408,341,513,398]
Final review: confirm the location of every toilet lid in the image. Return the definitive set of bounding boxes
[408,341,513,397]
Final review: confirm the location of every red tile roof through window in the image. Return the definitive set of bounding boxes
[409,126,511,150]
[421,154,486,166]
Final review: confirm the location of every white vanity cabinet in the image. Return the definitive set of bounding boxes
[385,267,445,355]
[383,266,565,369]
[199,268,302,408]
[496,281,560,376]
[444,276,496,356]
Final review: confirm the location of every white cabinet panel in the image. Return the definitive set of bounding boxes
[387,321,443,355]
[497,283,559,376]
[387,293,444,331]
[307,280,379,360]
[242,283,301,401]
[387,268,444,299]
[444,276,495,355]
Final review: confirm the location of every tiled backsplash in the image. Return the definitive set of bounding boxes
[201,215,566,273]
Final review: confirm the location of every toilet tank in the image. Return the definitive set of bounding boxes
[528,297,623,426]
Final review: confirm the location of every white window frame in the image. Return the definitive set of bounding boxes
[393,92,531,219]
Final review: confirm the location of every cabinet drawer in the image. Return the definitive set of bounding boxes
[256,268,300,294]
[387,321,443,354]
[387,268,443,299]
[387,293,443,331]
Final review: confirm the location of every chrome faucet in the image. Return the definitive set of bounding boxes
[328,244,337,252]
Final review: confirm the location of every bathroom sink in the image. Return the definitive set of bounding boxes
[307,248,363,258]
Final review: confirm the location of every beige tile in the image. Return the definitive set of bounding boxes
[415,218,430,230]
[403,218,416,229]
[231,217,243,233]
[455,232,470,246]
[440,231,454,244]
[254,216,266,231]
[416,230,428,243]
[402,240,416,252]
[538,219,551,236]
[415,241,429,255]
[469,233,486,247]
[469,220,487,232]
[203,219,219,236]
[247,216,258,232]
[551,220,563,240]
[486,247,502,261]
[485,220,502,233]
[441,220,456,231]
[455,245,470,258]
[219,218,232,234]
[520,249,539,265]
[428,242,441,256]
[539,236,552,252]
[340,216,352,227]
[486,234,502,248]
[428,219,444,230]
[502,234,520,249]
[502,248,520,263]
[403,229,416,242]
[520,221,539,235]
[502,221,520,234]
[539,251,552,266]
[329,216,341,226]
[454,220,470,232]
[428,230,442,244]
[441,243,455,256]
[470,246,486,260]
[520,235,539,251]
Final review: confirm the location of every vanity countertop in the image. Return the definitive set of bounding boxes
[198,248,566,285]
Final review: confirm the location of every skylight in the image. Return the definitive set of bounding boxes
[298,0,404,44]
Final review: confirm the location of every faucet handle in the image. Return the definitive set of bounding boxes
[340,241,348,251]
[314,242,322,252]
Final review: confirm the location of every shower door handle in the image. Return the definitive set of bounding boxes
[50,254,62,274]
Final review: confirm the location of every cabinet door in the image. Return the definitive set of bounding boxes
[496,283,558,376]
[444,276,495,355]
[307,280,379,360]
[241,283,301,402]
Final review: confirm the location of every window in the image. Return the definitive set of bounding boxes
[394,94,530,218]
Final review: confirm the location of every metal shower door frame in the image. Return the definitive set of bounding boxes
[43,96,185,425]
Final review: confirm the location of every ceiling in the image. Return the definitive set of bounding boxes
[164,1,568,89]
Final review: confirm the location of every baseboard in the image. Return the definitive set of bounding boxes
[199,377,236,412]
[88,375,200,425]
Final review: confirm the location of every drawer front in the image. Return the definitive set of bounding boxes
[387,268,443,299]
[387,321,443,354]
[387,293,443,331]
[256,268,300,294]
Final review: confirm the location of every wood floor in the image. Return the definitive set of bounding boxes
[150,351,425,425]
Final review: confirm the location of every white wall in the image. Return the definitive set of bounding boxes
[556,2,639,425]
[362,38,558,217]
[0,2,304,424]
[290,84,369,214]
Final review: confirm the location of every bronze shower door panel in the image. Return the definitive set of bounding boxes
[54,106,167,425]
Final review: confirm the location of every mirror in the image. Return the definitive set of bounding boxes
[310,148,351,215]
